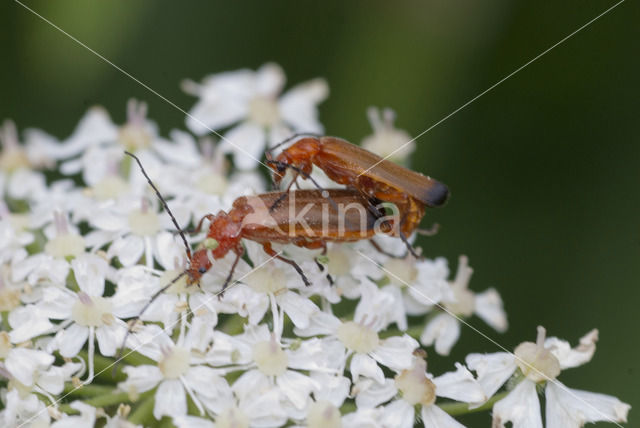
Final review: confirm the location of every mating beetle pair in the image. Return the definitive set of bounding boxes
[118,136,448,361]
[128,135,448,294]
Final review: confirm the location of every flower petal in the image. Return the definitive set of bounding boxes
[57,323,89,358]
[419,313,460,356]
[370,335,418,372]
[108,235,144,267]
[474,288,508,333]
[465,352,516,400]
[351,353,385,384]
[255,63,286,97]
[421,404,467,428]
[279,78,328,132]
[120,364,163,393]
[353,377,397,409]
[5,348,54,387]
[433,363,486,405]
[220,122,265,171]
[276,370,318,410]
[153,379,187,419]
[545,381,630,428]
[275,291,317,330]
[95,320,126,357]
[545,329,598,369]
[492,379,542,428]
[379,399,414,428]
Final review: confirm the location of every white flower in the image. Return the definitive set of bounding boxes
[420,255,507,356]
[381,253,453,315]
[209,241,320,331]
[360,107,415,164]
[353,356,485,428]
[212,323,338,417]
[0,388,51,428]
[183,63,328,170]
[466,327,630,427]
[51,401,97,428]
[119,323,227,420]
[27,253,128,382]
[296,303,419,384]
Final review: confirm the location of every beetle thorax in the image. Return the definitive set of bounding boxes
[207,213,242,258]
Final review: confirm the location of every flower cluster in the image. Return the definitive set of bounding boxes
[0,64,630,427]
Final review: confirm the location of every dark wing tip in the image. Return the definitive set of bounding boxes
[424,181,450,207]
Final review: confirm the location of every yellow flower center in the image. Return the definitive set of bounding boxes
[158,347,191,379]
[248,96,280,127]
[336,321,379,354]
[252,339,288,376]
[514,326,561,383]
[215,407,249,428]
[71,294,114,327]
[394,359,436,406]
[308,400,342,428]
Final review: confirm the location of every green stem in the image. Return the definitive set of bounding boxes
[439,391,509,416]
[220,313,247,335]
[379,324,423,339]
[128,394,156,425]
[58,391,131,414]
[63,383,115,397]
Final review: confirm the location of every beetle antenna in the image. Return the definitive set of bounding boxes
[125,151,192,260]
[113,270,187,377]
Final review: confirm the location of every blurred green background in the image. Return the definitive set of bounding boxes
[2,0,638,424]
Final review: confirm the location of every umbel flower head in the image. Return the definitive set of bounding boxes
[0,63,630,427]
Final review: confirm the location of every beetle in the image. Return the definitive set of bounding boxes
[125,152,392,291]
[117,152,392,371]
[265,135,449,255]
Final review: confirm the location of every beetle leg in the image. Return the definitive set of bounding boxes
[262,242,311,286]
[398,213,422,259]
[311,241,334,285]
[188,214,216,235]
[219,246,244,299]
[269,171,299,212]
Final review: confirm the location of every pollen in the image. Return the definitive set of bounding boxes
[119,123,152,151]
[0,286,21,312]
[252,338,288,376]
[326,247,351,277]
[92,176,129,200]
[394,359,436,406]
[0,331,12,358]
[215,406,249,428]
[71,293,113,327]
[197,172,228,195]
[307,400,342,428]
[336,321,379,354]
[383,257,418,286]
[246,265,285,294]
[514,326,561,383]
[45,234,86,259]
[160,270,189,294]
[248,96,280,127]
[158,346,191,379]
[128,209,160,236]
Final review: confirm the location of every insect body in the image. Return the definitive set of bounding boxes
[117,152,389,372]
[126,151,387,291]
[186,188,389,290]
[266,136,449,244]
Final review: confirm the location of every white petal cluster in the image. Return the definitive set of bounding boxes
[0,64,630,427]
